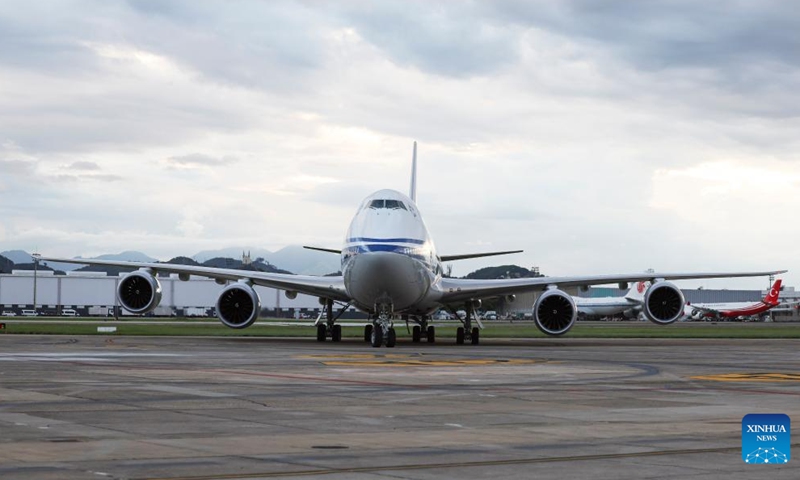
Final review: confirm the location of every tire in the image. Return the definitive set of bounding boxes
[412,325,421,343]
[471,327,480,345]
[332,324,342,342]
[386,328,396,348]
[371,325,383,348]
[364,324,373,342]
[456,327,465,345]
[426,325,435,343]
[316,324,326,342]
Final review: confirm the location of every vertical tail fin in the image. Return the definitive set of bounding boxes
[765,279,782,305]
[409,141,417,203]
[624,281,650,301]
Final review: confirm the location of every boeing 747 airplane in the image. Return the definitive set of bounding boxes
[575,281,650,320]
[41,143,786,347]
[685,279,783,321]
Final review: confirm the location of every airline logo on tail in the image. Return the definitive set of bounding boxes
[625,281,650,301]
[765,279,783,306]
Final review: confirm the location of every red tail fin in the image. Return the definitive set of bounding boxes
[765,279,782,305]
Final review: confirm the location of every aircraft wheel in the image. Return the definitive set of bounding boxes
[456,327,465,345]
[386,328,397,348]
[412,325,421,343]
[332,324,342,342]
[316,324,326,342]
[426,325,435,343]
[364,324,373,342]
[471,327,480,345]
[370,325,383,348]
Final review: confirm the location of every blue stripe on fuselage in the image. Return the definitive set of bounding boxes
[342,244,435,270]
[347,237,426,245]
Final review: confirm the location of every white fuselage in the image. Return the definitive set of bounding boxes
[341,189,444,315]
[575,296,640,317]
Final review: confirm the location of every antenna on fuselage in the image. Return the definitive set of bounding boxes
[409,141,417,203]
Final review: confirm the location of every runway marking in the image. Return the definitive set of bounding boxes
[296,353,417,360]
[140,444,800,480]
[297,353,549,367]
[321,358,549,367]
[209,369,431,389]
[0,353,186,362]
[691,373,800,382]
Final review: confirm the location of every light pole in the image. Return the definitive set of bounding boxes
[32,252,40,312]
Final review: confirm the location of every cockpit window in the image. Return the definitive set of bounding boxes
[368,199,407,210]
[384,200,406,210]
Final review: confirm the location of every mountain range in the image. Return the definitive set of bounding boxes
[1,245,341,275]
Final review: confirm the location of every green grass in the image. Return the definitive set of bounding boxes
[2,320,799,338]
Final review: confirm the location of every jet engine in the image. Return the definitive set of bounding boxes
[533,289,577,336]
[643,281,685,325]
[216,283,261,329]
[117,270,162,314]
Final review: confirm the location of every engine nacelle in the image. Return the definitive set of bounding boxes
[533,289,577,336]
[117,270,162,314]
[216,283,261,329]
[643,281,685,325]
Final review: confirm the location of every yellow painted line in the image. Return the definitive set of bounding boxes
[322,359,548,367]
[296,354,417,359]
[691,373,800,382]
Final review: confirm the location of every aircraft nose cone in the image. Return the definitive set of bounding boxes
[345,252,430,311]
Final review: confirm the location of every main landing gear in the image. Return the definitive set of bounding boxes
[315,299,350,343]
[451,302,482,346]
[410,315,435,344]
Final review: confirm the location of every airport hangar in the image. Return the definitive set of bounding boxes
[1,269,798,321]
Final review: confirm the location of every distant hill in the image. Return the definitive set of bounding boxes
[193,248,273,264]
[201,257,292,274]
[0,250,33,264]
[2,250,156,272]
[193,245,339,275]
[165,256,200,266]
[90,251,157,262]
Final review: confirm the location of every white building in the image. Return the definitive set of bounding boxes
[0,270,356,318]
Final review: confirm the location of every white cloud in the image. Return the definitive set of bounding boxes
[0,0,797,288]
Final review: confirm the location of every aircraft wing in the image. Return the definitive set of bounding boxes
[39,257,350,302]
[439,250,524,262]
[439,270,786,304]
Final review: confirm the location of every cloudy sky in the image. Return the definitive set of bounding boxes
[1,0,798,288]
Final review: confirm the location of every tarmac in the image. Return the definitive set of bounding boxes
[0,334,798,479]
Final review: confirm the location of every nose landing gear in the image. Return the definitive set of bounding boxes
[367,302,396,348]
